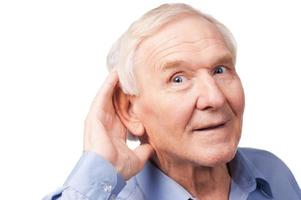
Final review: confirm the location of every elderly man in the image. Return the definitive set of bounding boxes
[44,3,301,200]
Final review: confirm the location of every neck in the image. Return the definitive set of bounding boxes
[153,155,231,200]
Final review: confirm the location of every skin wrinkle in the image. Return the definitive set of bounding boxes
[158,44,234,75]
[133,20,231,95]
[142,15,226,61]
[136,14,206,67]
[155,44,230,81]
[150,38,229,74]
[136,16,228,71]
[150,38,215,64]
[131,15,245,199]
[154,45,235,99]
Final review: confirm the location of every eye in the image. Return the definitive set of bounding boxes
[214,65,227,74]
[171,74,187,84]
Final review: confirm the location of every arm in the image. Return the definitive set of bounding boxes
[43,152,125,200]
[43,70,153,200]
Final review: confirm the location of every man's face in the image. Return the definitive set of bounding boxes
[132,16,245,167]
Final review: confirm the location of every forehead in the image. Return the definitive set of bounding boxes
[134,16,231,72]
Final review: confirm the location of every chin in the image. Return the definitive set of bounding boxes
[192,144,238,167]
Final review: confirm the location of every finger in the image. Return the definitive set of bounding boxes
[89,70,119,114]
[134,144,154,167]
[100,69,119,100]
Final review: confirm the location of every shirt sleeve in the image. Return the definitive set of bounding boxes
[43,151,126,200]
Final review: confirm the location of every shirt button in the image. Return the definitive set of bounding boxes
[101,182,113,193]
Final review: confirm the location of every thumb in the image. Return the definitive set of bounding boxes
[134,144,154,168]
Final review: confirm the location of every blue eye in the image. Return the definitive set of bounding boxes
[171,75,187,83]
[214,65,226,74]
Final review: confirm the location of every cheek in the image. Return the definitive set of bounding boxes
[234,83,245,116]
[161,94,195,126]
[137,91,195,137]
[222,78,245,116]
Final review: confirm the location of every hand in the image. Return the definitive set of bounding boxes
[84,70,153,180]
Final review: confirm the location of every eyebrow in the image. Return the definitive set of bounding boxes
[159,52,235,72]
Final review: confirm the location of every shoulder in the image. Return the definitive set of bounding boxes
[237,147,301,197]
[238,147,286,166]
[237,147,292,176]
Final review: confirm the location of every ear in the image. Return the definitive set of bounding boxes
[113,87,145,137]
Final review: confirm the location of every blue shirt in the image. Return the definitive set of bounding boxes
[43,148,301,200]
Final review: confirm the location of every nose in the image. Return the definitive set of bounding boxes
[195,74,226,111]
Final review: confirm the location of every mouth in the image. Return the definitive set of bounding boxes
[193,121,228,132]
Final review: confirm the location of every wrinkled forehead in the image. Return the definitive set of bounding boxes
[134,15,230,72]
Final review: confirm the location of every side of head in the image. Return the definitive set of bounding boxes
[109,3,245,167]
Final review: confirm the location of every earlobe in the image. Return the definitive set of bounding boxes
[113,87,145,137]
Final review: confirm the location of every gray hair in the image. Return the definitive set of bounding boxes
[107,3,237,96]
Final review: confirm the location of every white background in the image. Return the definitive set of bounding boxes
[0,0,300,199]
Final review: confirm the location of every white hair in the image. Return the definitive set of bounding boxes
[107,3,237,96]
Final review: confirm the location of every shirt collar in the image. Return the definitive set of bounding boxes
[228,148,273,198]
[135,148,273,199]
[136,161,195,200]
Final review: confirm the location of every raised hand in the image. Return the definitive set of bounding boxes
[83,70,153,180]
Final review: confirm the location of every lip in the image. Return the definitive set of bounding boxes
[193,120,230,132]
